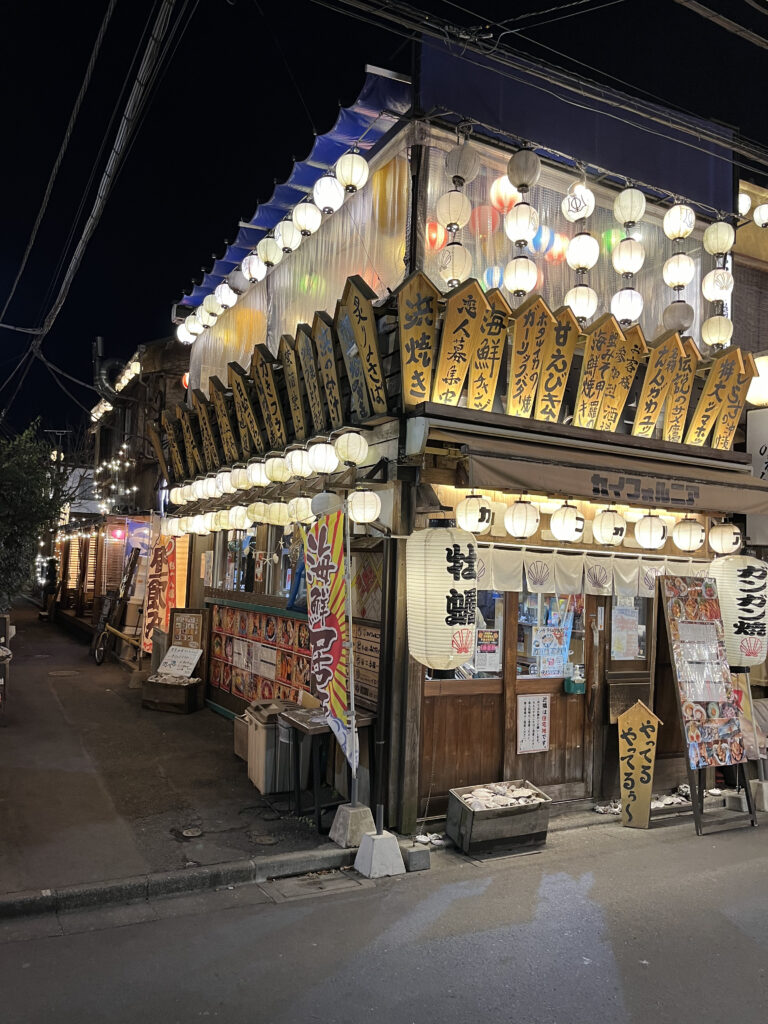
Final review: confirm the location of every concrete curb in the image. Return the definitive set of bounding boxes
[0,847,357,920]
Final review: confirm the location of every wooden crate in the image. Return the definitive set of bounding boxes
[446,780,552,854]
[141,678,204,714]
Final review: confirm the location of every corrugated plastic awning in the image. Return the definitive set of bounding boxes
[179,66,412,308]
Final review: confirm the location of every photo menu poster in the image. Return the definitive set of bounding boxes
[209,603,311,705]
[662,575,748,771]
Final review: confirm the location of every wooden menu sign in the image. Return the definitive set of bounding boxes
[684,347,744,447]
[209,376,242,465]
[397,270,441,410]
[711,352,757,451]
[295,323,329,434]
[191,389,221,472]
[161,411,187,481]
[312,312,344,429]
[147,421,172,484]
[573,314,626,430]
[336,302,372,421]
[535,305,579,423]
[352,620,380,708]
[176,406,204,477]
[250,348,288,449]
[632,330,685,438]
[432,279,488,405]
[340,276,388,415]
[506,294,554,418]
[227,362,265,457]
[662,338,701,444]
[618,700,661,829]
[593,322,647,432]
[467,288,511,412]
[279,334,308,441]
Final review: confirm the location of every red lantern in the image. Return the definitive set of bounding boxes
[181,372,189,389]
[489,175,520,214]
[425,221,447,251]
[468,205,500,240]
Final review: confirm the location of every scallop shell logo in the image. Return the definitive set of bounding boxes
[452,629,474,654]
[586,564,609,589]
[643,568,661,591]
[477,557,487,581]
[739,636,764,660]
[526,560,550,587]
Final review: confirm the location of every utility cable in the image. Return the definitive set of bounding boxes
[251,0,318,136]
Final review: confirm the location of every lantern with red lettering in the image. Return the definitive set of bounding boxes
[709,555,768,666]
[407,524,477,671]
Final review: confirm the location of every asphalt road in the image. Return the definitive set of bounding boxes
[2,812,767,1024]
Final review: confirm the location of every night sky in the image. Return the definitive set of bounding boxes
[2,0,768,433]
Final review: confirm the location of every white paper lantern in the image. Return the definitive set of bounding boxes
[436,190,472,232]
[241,252,267,282]
[257,235,283,267]
[216,469,235,495]
[313,172,345,214]
[287,496,315,524]
[561,184,595,222]
[203,511,218,533]
[228,268,250,294]
[293,201,322,236]
[204,474,218,499]
[265,456,292,482]
[592,508,627,546]
[504,500,540,539]
[215,509,231,531]
[612,236,645,276]
[214,282,238,308]
[286,449,313,478]
[611,287,643,325]
[169,487,183,505]
[230,505,249,530]
[247,501,268,523]
[274,219,303,253]
[202,294,224,317]
[662,253,695,289]
[564,284,598,322]
[613,187,646,226]
[438,242,472,287]
[177,516,191,535]
[406,526,478,671]
[709,522,742,554]
[709,556,768,666]
[703,221,735,256]
[334,149,369,193]
[753,203,768,229]
[634,514,667,550]
[663,204,695,240]
[247,461,270,487]
[191,515,209,536]
[268,501,290,527]
[445,141,480,186]
[185,314,204,337]
[195,306,217,329]
[671,517,706,552]
[348,488,381,524]
[192,477,207,500]
[308,442,339,475]
[566,231,599,271]
[550,502,585,542]
[232,467,251,490]
[182,483,195,502]
[739,193,752,217]
[166,518,182,537]
[701,315,733,347]
[456,494,493,533]
[176,323,195,344]
[334,431,368,465]
[662,300,695,332]
[504,202,539,244]
[503,255,537,296]
[701,268,734,303]
[507,149,541,192]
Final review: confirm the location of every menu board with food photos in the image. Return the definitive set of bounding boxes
[209,603,311,705]
[662,575,748,772]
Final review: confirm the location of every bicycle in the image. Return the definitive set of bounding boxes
[93,621,143,665]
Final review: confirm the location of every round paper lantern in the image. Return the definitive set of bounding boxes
[482,265,504,291]
[709,556,768,666]
[204,474,218,499]
[530,225,554,255]
[425,221,447,251]
[176,323,195,344]
[564,284,598,322]
[334,149,369,193]
[507,149,541,192]
[701,315,733,347]
[438,242,472,287]
[566,231,600,271]
[166,518,182,537]
[406,526,478,671]
[612,237,645,276]
[663,253,695,290]
[348,488,381,524]
[293,201,322,236]
[613,187,646,226]
[662,300,695,332]
[503,256,537,296]
[504,500,540,539]
[287,496,315,524]
[489,175,520,213]
[182,483,195,503]
[592,508,627,546]
[185,314,204,337]
[709,521,742,554]
[703,220,735,256]
[754,203,768,229]
[456,494,492,533]
[334,431,368,466]
[274,219,303,254]
[663,204,696,240]
[445,141,479,186]
[247,501,268,523]
[468,204,500,240]
[241,252,267,282]
[256,235,283,267]
[231,466,250,490]
[230,506,250,531]
[193,477,207,500]
[265,456,292,483]
[739,193,752,217]
[268,501,290,527]
[170,487,183,505]
[203,511,218,533]
[214,282,238,309]
[203,294,224,317]
[311,491,342,517]
[545,233,569,263]
[561,185,595,222]
[247,461,269,487]
[634,514,667,550]
[435,190,471,232]
[504,202,539,244]
[285,449,312,479]
[308,442,339,475]
[215,509,231,531]
[550,502,585,542]
[672,517,706,552]
[313,173,345,214]
[611,287,643,325]
[701,268,734,303]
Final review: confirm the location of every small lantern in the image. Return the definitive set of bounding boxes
[241,252,267,282]
[313,172,345,214]
[195,306,217,329]
[293,201,322,236]
[701,268,734,303]
[550,502,585,543]
[672,517,706,552]
[268,501,290,527]
[202,294,224,317]
[265,456,292,483]
[192,477,207,500]
[445,141,479,187]
[754,203,768,229]
[456,494,493,534]
[286,449,312,479]
[215,509,231,531]
[230,506,250,531]
[247,461,270,487]
[274,218,303,254]
[214,282,238,308]
[612,237,645,276]
[592,508,627,546]
[308,442,339,475]
[611,287,643,325]
[335,148,369,193]
[231,466,251,490]
[662,300,695,332]
[561,184,595,222]
[256,235,283,267]
[311,491,342,517]
[709,521,742,554]
[613,187,646,226]
[216,469,235,495]
[634,514,667,550]
[503,256,537,296]
[738,193,752,217]
[176,324,195,344]
[506,148,541,192]
[203,511,217,533]
[489,175,520,213]
[182,483,195,503]
[663,204,696,240]
[348,488,381,524]
[703,221,735,256]
[504,202,539,244]
[701,315,733,347]
[247,501,268,523]
[709,556,768,666]
[566,231,600,271]
[435,190,472,233]
[438,242,472,287]
[662,253,695,290]
[334,431,368,466]
[185,314,204,337]
[504,500,540,539]
[287,496,315,524]
[204,474,218,499]
[425,221,447,251]
[564,284,598,323]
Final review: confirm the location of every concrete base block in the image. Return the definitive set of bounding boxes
[354,831,406,878]
[329,804,375,849]
[401,844,431,872]
[724,790,749,813]
[750,779,768,811]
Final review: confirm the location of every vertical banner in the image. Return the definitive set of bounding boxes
[303,511,356,768]
[142,535,176,653]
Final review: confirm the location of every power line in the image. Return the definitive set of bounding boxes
[673,0,768,47]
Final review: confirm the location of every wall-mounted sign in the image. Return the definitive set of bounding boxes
[632,330,685,438]
[209,375,242,465]
[312,312,344,429]
[506,294,554,418]
[432,279,488,405]
[227,362,265,456]
[335,301,372,421]
[573,314,626,430]
[250,348,288,449]
[593,321,647,432]
[468,288,511,412]
[711,352,757,451]
[662,337,701,444]
[341,276,388,415]
[161,411,187,481]
[191,389,222,472]
[295,323,329,434]
[176,405,205,477]
[397,270,441,410]
[685,347,744,447]
[534,305,579,423]
[517,693,550,754]
[279,334,309,441]
[147,421,172,485]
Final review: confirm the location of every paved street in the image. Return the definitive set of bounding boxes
[2,811,767,1024]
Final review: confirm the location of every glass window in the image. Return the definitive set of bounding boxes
[457,590,504,678]
[610,595,648,662]
[517,582,585,679]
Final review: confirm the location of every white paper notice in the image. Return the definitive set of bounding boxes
[517,694,550,754]
[158,645,202,677]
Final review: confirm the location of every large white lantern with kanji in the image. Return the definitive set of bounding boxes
[407,525,477,671]
[709,556,768,666]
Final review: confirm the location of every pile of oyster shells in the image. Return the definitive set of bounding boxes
[147,673,201,686]
[462,782,543,812]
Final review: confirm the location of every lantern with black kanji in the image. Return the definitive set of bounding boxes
[407,525,478,671]
[709,556,768,666]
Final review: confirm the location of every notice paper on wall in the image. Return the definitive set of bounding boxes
[611,605,639,660]
[517,693,550,754]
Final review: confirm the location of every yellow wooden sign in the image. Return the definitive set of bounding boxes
[279,334,308,442]
[593,322,648,432]
[209,375,242,465]
[161,411,187,481]
[432,279,488,405]
[685,347,745,447]
[176,406,204,478]
[632,331,686,438]
[573,314,626,430]
[250,348,288,449]
[191,389,221,472]
[147,421,172,484]
[618,700,662,829]
[312,312,344,429]
[506,294,555,418]
[295,323,329,434]
[396,270,441,410]
[335,301,372,422]
[711,351,757,451]
[662,338,702,444]
[340,276,388,415]
[534,305,580,423]
[467,288,512,412]
[227,362,266,457]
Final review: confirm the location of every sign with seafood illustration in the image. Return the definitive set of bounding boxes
[661,575,749,772]
[617,700,661,829]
